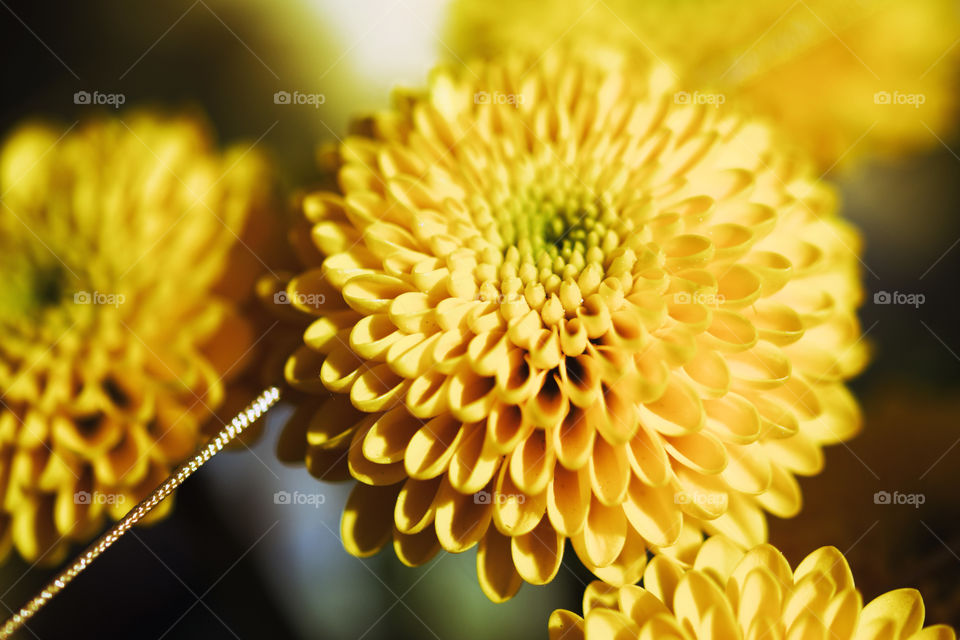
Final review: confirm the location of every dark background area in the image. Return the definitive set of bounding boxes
[1,1,959,638]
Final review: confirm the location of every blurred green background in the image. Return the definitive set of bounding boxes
[1,0,959,637]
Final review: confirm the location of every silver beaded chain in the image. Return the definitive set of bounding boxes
[0,386,281,640]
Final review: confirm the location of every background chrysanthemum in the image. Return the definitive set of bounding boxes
[0,112,273,564]
[549,536,956,640]
[768,383,960,628]
[272,52,868,600]
[444,0,960,168]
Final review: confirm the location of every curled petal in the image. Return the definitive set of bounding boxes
[575,497,627,568]
[389,291,439,334]
[434,477,492,553]
[406,370,451,419]
[386,332,440,378]
[510,429,555,496]
[319,343,367,393]
[467,331,511,377]
[349,314,403,361]
[559,317,589,357]
[548,610,585,640]
[525,372,569,429]
[511,516,564,585]
[588,526,650,588]
[638,376,705,437]
[663,430,728,475]
[623,477,683,548]
[393,527,441,567]
[626,421,672,488]
[493,462,546,537]
[547,464,591,537]
[362,407,422,464]
[495,349,543,405]
[342,482,403,557]
[486,401,534,454]
[350,363,410,413]
[683,349,730,398]
[478,528,523,603]
[722,443,772,495]
[341,273,413,314]
[394,475,441,535]
[554,406,596,471]
[560,353,602,409]
[589,437,630,506]
[583,607,639,639]
[285,345,327,394]
[404,414,463,480]
[447,364,497,423]
[305,311,363,355]
[755,464,802,519]
[448,422,502,494]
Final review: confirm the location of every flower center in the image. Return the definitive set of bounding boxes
[0,253,70,320]
[494,184,622,282]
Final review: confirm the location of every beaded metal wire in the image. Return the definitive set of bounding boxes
[0,386,281,639]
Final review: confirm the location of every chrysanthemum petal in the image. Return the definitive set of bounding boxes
[342,482,402,557]
[393,527,441,566]
[549,610,586,640]
[555,538,955,639]
[433,477,492,552]
[477,528,523,603]
[511,516,564,585]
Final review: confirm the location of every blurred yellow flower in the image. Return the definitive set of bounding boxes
[0,113,273,564]
[274,52,867,600]
[445,0,960,167]
[549,536,956,640]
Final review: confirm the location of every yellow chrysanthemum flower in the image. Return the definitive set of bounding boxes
[274,53,867,601]
[549,536,956,640]
[0,113,272,564]
[445,0,960,167]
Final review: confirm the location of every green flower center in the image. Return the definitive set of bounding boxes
[0,236,84,329]
[493,183,623,280]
